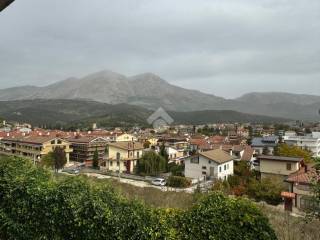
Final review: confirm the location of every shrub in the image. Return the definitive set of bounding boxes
[167,176,191,188]
[0,156,277,240]
[247,177,284,205]
[178,192,277,240]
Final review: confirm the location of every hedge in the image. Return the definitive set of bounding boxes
[0,156,277,239]
[167,176,191,188]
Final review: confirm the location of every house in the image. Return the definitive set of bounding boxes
[116,133,137,142]
[67,136,109,166]
[257,155,303,180]
[166,146,186,164]
[240,146,255,169]
[184,149,236,180]
[107,141,144,173]
[251,136,279,155]
[284,132,320,158]
[282,165,319,211]
[0,136,73,165]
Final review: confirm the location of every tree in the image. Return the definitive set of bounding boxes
[276,144,313,163]
[159,143,169,170]
[52,147,67,172]
[41,151,55,169]
[143,141,151,149]
[136,151,166,176]
[92,147,99,169]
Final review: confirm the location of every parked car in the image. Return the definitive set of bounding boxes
[62,168,80,175]
[151,178,166,186]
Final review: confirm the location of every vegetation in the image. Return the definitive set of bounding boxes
[167,176,191,188]
[41,147,67,172]
[274,143,313,163]
[136,151,166,176]
[0,156,277,239]
[218,161,285,205]
[92,148,99,169]
[168,162,185,176]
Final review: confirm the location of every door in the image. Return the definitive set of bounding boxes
[210,167,215,177]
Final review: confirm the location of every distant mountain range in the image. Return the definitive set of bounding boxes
[0,70,319,121]
[0,99,288,128]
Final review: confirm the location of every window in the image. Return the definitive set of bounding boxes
[286,163,292,171]
[116,161,120,167]
[219,166,222,173]
[57,140,62,144]
[116,152,121,160]
[137,151,140,158]
[110,161,113,167]
[208,160,211,164]
[224,165,226,171]
[227,164,229,170]
[190,156,199,164]
[202,166,207,170]
[202,171,206,175]
[51,140,55,144]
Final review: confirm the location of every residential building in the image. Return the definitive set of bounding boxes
[68,136,109,166]
[282,165,319,211]
[184,149,235,180]
[107,141,144,173]
[116,133,137,142]
[0,136,72,164]
[257,155,303,180]
[284,132,320,158]
[251,136,279,155]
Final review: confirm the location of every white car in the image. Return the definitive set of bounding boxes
[151,178,166,186]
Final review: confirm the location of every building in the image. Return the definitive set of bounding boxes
[0,136,72,164]
[68,136,109,166]
[107,141,144,173]
[284,132,320,158]
[282,165,319,212]
[116,133,137,142]
[251,136,279,155]
[257,155,303,180]
[184,149,235,180]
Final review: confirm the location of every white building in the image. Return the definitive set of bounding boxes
[184,149,236,181]
[284,132,320,158]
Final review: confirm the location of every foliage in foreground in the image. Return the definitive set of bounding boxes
[0,156,277,240]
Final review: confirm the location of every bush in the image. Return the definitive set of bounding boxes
[247,177,285,205]
[167,176,192,188]
[178,192,277,240]
[0,156,277,240]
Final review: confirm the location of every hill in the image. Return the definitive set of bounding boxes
[0,70,319,120]
[0,99,288,128]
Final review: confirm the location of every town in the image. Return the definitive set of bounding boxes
[1,119,319,215]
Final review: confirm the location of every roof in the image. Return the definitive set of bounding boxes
[252,136,278,147]
[241,146,254,161]
[281,192,296,199]
[286,165,319,184]
[199,149,236,164]
[108,141,144,151]
[258,155,303,162]
[67,136,108,144]
[1,136,62,145]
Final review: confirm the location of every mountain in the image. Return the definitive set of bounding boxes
[0,70,319,120]
[236,92,320,106]
[0,99,288,128]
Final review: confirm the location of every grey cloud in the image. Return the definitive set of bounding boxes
[0,0,319,97]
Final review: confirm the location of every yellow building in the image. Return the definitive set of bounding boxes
[258,155,303,180]
[115,133,137,142]
[0,136,72,164]
[107,141,143,173]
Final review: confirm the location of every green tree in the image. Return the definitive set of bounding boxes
[40,151,55,169]
[159,143,169,170]
[53,147,67,172]
[92,147,99,169]
[136,151,166,176]
[276,144,313,163]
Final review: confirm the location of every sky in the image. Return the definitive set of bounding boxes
[0,0,319,98]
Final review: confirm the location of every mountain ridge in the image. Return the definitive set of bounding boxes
[0,70,319,120]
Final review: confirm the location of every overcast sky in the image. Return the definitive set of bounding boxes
[0,0,319,98]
